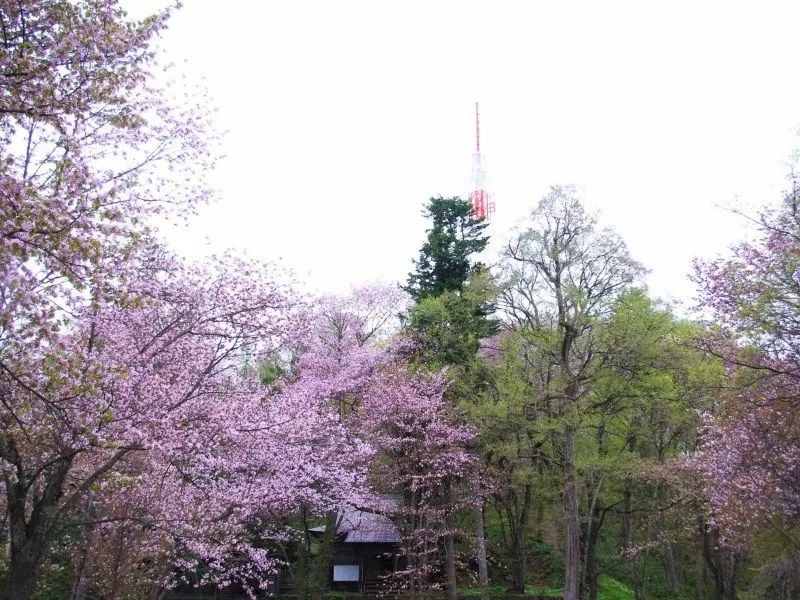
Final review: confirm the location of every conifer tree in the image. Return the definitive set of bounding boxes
[404,196,495,600]
[405,196,490,301]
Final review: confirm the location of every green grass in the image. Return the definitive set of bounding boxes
[526,583,563,596]
[527,575,635,600]
[459,587,514,597]
[597,576,635,600]
[536,576,634,600]
[462,575,634,600]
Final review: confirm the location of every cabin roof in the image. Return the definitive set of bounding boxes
[339,506,399,543]
[309,498,400,544]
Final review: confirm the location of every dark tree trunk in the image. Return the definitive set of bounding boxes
[580,461,608,600]
[0,548,45,600]
[712,566,737,600]
[0,449,74,600]
[69,497,97,600]
[506,483,532,593]
[314,510,336,600]
[298,506,313,599]
[0,439,128,600]
[580,502,602,600]
[443,479,458,600]
[562,428,580,600]
[444,526,458,600]
[69,556,90,600]
[619,486,634,552]
[700,520,740,600]
[148,585,168,600]
[511,521,526,592]
[660,538,682,592]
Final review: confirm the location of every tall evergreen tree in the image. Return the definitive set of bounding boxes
[405,196,490,301]
[404,196,494,600]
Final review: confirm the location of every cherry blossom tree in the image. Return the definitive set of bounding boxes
[691,182,800,598]
[0,0,215,321]
[0,247,362,597]
[0,6,479,598]
[0,2,337,597]
[692,184,800,531]
[282,284,477,597]
[294,283,409,421]
[359,366,476,596]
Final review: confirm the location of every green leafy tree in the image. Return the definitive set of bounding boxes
[578,290,720,600]
[498,186,644,600]
[466,329,559,593]
[406,269,497,369]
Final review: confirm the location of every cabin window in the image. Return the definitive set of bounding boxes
[333,565,360,582]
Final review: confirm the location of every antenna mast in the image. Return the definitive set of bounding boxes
[469,102,494,221]
[476,102,481,152]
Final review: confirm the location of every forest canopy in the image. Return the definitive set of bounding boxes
[0,3,799,600]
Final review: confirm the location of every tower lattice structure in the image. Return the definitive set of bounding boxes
[469,102,495,221]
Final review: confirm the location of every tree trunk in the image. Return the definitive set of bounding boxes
[580,480,605,600]
[712,566,737,600]
[619,486,634,552]
[0,441,122,600]
[580,510,601,600]
[444,526,458,600]
[473,492,489,600]
[511,522,526,593]
[506,483,532,593]
[562,428,581,600]
[700,521,739,600]
[443,478,458,600]
[314,510,336,600]
[69,539,90,600]
[298,505,332,600]
[0,542,45,600]
[660,539,681,592]
[1,476,61,600]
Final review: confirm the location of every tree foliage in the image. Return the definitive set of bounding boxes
[5,3,796,598]
[498,186,645,600]
[404,196,495,600]
[405,270,497,369]
[405,196,490,302]
[692,183,800,560]
[0,1,222,597]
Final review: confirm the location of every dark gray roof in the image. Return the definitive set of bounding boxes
[338,506,399,544]
[309,498,400,544]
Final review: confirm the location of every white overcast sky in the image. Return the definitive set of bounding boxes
[126,0,800,308]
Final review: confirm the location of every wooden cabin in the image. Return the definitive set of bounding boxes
[313,503,402,596]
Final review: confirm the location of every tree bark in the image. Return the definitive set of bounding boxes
[660,539,681,592]
[700,521,739,600]
[69,545,90,600]
[0,438,129,600]
[473,484,489,600]
[511,521,526,593]
[0,548,45,600]
[508,484,532,593]
[444,525,458,600]
[442,477,458,600]
[314,510,336,600]
[0,449,73,600]
[580,504,602,600]
[580,471,605,600]
[562,428,581,600]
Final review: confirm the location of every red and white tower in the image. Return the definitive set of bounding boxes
[469,102,495,221]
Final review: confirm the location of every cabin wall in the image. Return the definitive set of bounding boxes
[330,543,399,593]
